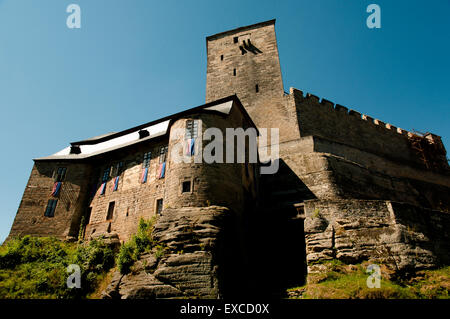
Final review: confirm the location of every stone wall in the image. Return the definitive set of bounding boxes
[165,111,254,214]
[8,161,93,240]
[304,199,450,274]
[206,20,300,144]
[102,206,243,299]
[85,139,169,242]
[292,88,449,171]
[274,133,450,210]
[10,101,258,244]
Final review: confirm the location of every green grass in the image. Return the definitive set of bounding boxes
[0,217,160,298]
[287,261,450,299]
[0,236,115,299]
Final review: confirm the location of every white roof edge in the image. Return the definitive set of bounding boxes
[34,100,237,162]
[204,100,234,114]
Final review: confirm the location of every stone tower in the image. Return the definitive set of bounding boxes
[206,19,299,143]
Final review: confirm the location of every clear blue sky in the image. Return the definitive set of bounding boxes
[0,0,449,243]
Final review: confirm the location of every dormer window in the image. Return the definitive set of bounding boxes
[70,145,81,154]
[139,130,149,139]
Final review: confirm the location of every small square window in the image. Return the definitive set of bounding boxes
[233,37,238,43]
[182,181,191,193]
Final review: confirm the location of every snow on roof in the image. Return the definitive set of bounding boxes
[37,120,170,160]
[33,97,244,161]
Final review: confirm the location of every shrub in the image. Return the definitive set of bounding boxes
[116,217,157,275]
[117,242,135,275]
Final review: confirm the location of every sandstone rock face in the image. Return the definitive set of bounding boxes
[102,206,231,299]
[304,199,450,275]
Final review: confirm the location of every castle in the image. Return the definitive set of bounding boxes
[7,20,450,297]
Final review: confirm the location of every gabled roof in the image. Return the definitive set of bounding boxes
[34,95,257,161]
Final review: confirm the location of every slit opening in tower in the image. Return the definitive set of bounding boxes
[220,55,224,61]
[233,68,236,76]
[255,84,259,93]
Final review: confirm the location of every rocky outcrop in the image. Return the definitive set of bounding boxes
[304,199,450,275]
[102,206,231,299]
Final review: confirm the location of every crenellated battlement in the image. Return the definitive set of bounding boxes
[290,87,426,140]
[289,87,449,172]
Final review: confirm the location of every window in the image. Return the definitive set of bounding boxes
[185,120,198,140]
[294,204,306,219]
[44,199,58,217]
[54,167,67,182]
[159,146,168,164]
[233,68,236,76]
[106,201,115,220]
[85,207,92,225]
[156,199,163,214]
[102,167,111,182]
[233,36,238,43]
[182,181,191,193]
[143,152,151,168]
[70,145,81,154]
[220,55,224,61]
[255,84,259,93]
[113,162,124,177]
[139,130,149,139]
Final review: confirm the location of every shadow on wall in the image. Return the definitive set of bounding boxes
[220,159,315,298]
